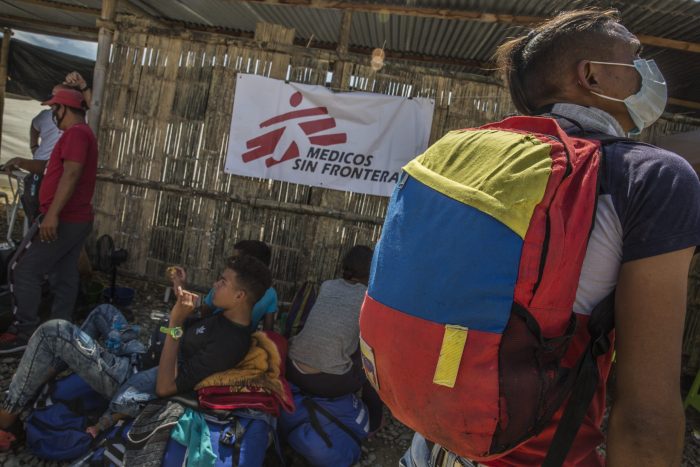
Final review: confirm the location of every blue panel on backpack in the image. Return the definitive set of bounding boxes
[162,416,271,467]
[368,176,522,333]
[25,373,110,461]
[279,386,368,467]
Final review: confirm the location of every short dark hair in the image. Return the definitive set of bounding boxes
[494,9,622,115]
[226,255,272,306]
[233,240,272,267]
[341,245,373,281]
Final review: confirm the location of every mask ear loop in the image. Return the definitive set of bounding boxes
[587,60,636,68]
[586,60,639,103]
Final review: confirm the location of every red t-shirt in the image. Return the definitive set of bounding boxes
[39,123,98,223]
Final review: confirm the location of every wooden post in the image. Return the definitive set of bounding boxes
[0,28,11,159]
[88,0,116,136]
[337,10,352,56]
[331,10,352,87]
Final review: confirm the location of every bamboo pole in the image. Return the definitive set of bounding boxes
[668,97,700,111]
[95,172,386,225]
[89,0,117,135]
[337,10,352,56]
[117,15,494,82]
[0,14,97,41]
[0,28,11,160]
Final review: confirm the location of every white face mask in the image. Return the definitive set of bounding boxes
[588,59,667,135]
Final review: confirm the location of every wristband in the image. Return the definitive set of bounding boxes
[160,326,183,340]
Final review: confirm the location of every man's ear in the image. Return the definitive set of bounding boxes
[576,60,603,93]
[235,289,246,302]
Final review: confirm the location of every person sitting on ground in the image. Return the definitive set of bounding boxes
[286,245,383,431]
[169,240,278,331]
[0,255,271,448]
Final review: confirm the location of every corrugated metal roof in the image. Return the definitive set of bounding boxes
[0,1,96,28]
[1,0,699,111]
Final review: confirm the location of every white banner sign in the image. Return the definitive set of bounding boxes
[225,74,434,197]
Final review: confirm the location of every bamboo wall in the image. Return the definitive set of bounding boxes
[91,20,515,302]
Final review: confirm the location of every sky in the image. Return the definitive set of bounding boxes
[0,31,96,163]
[11,30,97,60]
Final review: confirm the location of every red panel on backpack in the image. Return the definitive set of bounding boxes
[360,294,502,459]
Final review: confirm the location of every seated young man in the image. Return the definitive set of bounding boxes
[286,245,383,432]
[0,255,271,447]
[170,240,278,331]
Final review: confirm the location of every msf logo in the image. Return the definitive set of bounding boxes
[242,91,347,167]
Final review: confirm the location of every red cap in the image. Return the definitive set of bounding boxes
[42,88,85,109]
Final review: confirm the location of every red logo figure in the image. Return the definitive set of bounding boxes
[242,91,347,167]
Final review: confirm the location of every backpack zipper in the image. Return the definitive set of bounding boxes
[531,134,572,295]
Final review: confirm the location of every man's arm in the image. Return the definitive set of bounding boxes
[30,126,40,156]
[155,288,196,397]
[4,157,47,175]
[154,321,181,397]
[263,313,275,331]
[607,247,693,467]
[64,72,92,109]
[39,160,83,242]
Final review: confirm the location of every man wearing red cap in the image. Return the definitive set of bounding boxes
[0,88,98,354]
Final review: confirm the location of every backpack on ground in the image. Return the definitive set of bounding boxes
[278,384,369,467]
[359,117,617,466]
[78,399,183,467]
[282,281,318,339]
[162,409,279,467]
[73,418,134,467]
[25,372,110,461]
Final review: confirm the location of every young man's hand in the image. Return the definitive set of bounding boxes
[170,286,198,325]
[166,266,187,289]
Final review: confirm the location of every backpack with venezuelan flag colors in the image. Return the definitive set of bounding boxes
[359,116,616,466]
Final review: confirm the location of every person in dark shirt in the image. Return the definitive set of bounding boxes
[106,254,272,422]
[0,255,271,447]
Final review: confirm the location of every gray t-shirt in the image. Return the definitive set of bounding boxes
[289,278,367,375]
[31,109,62,161]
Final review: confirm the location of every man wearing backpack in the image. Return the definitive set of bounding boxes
[0,255,270,451]
[361,9,700,467]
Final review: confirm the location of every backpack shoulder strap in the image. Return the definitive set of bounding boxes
[542,291,615,467]
[219,419,247,467]
[577,133,633,146]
